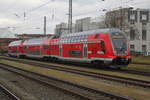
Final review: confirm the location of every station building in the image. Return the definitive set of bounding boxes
[106,8,150,55]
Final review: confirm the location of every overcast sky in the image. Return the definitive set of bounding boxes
[0,0,150,35]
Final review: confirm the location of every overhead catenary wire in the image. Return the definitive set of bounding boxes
[14,17,55,32]
[7,0,148,34]
[18,0,136,22]
[26,0,55,14]
[3,0,55,22]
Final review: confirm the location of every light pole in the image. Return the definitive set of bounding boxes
[68,0,72,33]
[44,16,47,35]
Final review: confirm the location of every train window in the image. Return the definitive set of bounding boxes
[81,36,83,41]
[75,37,77,42]
[63,39,65,43]
[62,39,65,43]
[75,36,78,42]
[71,37,73,43]
[82,36,84,41]
[67,38,68,43]
[63,38,65,43]
[72,37,74,43]
[67,38,69,43]
[68,38,70,43]
[84,35,87,41]
[80,35,84,42]
[82,37,84,41]
[84,35,87,42]
[84,35,86,39]
[70,37,73,43]
[101,41,106,54]
[43,45,49,49]
[72,37,75,42]
[66,38,68,43]
[28,50,40,55]
[24,46,27,50]
[76,36,78,42]
[78,36,80,42]
[73,37,75,42]
[77,36,80,42]
[60,39,63,43]
[70,37,72,42]
[95,34,99,39]
[69,50,82,57]
[86,35,88,41]
[74,37,76,42]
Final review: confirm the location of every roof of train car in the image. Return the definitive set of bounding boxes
[60,28,124,38]
[9,29,125,46]
[9,40,22,46]
[23,37,49,46]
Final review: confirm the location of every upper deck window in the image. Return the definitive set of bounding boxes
[72,37,76,42]
[43,45,49,49]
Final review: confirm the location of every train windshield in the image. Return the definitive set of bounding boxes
[111,32,127,55]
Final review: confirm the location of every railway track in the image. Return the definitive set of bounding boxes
[0,84,20,100]
[62,62,150,77]
[132,62,150,65]
[2,57,150,89]
[0,63,133,100]
[3,56,150,77]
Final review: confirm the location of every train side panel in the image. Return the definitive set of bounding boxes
[8,40,23,57]
[62,43,84,58]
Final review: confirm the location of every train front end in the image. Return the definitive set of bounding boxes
[110,32,131,68]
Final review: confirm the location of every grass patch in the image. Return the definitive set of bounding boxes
[132,56,150,64]
[125,64,150,72]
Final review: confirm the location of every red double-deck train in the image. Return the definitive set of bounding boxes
[8,28,131,68]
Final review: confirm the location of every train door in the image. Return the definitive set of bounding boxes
[100,40,106,54]
[59,44,62,57]
[84,44,88,58]
[37,45,42,56]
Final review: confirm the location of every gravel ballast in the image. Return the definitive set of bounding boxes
[0,89,12,100]
[0,67,80,100]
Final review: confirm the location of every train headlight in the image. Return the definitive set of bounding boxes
[97,51,104,54]
[88,51,92,54]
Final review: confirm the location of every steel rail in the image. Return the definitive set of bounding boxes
[3,58,150,89]
[0,63,133,100]
[3,56,150,77]
[0,84,20,100]
[132,62,150,65]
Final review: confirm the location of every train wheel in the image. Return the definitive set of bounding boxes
[43,57,49,61]
[92,61,105,68]
[19,55,25,58]
[109,65,122,69]
[48,57,57,62]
